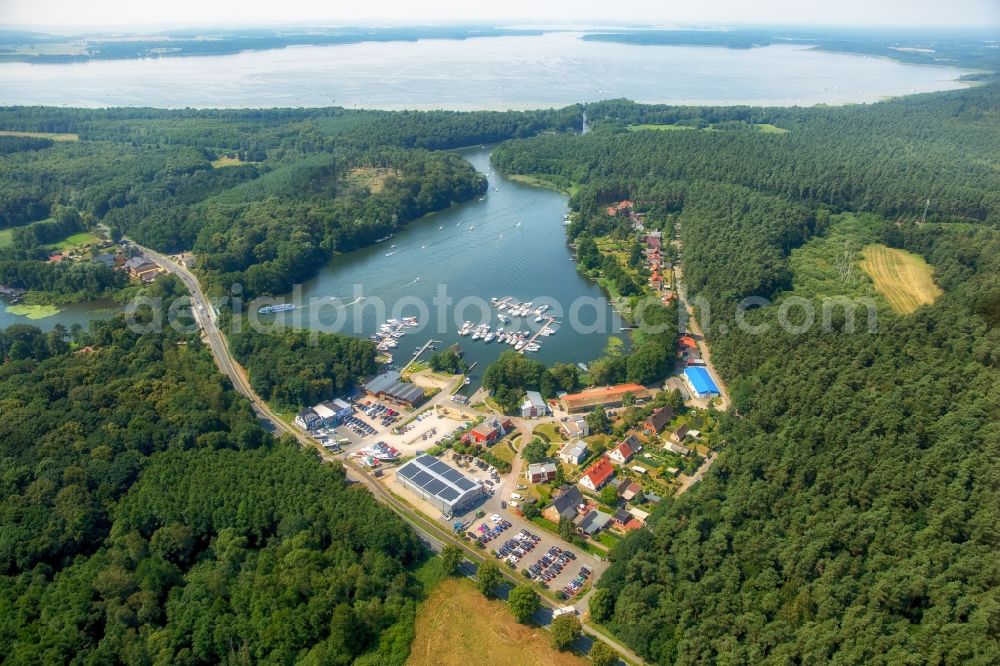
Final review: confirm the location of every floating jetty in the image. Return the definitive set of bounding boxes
[477,297,559,354]
[370,316,419,352]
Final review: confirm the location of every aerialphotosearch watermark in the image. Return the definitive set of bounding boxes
[123,282,878,341]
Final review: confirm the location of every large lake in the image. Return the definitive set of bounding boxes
[263,147,624,383]
[0,32,972,109]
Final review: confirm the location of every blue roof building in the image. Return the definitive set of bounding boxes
[684,367,720,398]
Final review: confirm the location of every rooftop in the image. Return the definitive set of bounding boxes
[365,371,425,404]
[684,366,720,396]
[396,454,480,508]
[580,457,615,489]
[561,383,651,412]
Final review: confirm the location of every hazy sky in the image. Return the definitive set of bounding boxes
[1,0,998,29]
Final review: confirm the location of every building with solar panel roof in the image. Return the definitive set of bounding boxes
[395,454,484,515]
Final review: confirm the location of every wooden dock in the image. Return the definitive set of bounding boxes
[519,316,557,353]
[404,339,438,371]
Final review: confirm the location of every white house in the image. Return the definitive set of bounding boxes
[295,408,321,430]
[559,440,589,465]
[520,391,548,418]
[561,414,590,439]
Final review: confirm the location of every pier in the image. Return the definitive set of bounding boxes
[518,316,558,354]
[404,338,438,371]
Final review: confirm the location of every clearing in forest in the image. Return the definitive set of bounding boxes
[406,577,585,666]
[0,130,79,141]
[346,166,399,194]
[861,244,942,314]
[210,155,245,168]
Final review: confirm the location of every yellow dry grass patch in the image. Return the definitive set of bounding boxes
[407,578,585,666]
[0,130,79,141]
[210,155,246,168]
[346,166,399,194]
[861,244,942,314]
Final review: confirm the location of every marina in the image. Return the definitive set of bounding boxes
[369,316,420,355]
[456,297,558,354]
[283,145,625,387]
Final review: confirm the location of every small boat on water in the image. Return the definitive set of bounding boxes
[484,332,495,343]
[535,316,544,323]
[498,313,509,323]
[464,377,471,385]
[438,226,443,230]
[258,303,295,314]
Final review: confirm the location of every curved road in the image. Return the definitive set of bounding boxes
[133,241,645,665]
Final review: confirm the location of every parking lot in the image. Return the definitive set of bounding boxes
[465,514,593,602]
[377,408,471,456]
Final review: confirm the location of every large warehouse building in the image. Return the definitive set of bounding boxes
[364,371,426,408]
[684,366,721,398]
[395,455,484,516]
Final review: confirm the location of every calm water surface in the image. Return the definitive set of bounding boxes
[0,33,972,109]
[266,147,624,382]
[0,300,119,331]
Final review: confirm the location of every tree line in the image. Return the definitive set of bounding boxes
[0,277,425,665]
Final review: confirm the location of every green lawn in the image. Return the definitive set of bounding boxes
[0,228,13,248]
[489,440,517,465]
[507,173,579,196]
[0,130,79,141]
[627,122,788,134]
[755,123,790,134]
[627,123,697,132]
[45,232,104,251]
[532,423,563,443]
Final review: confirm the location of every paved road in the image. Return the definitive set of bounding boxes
[671,234,730,494]
[133,242,644,665]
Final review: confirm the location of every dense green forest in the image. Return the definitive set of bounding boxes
[496,87,1000,225]
[490,85,1000,663]
[0,259,127,304]
[0,278,424,664]
[1,80,998,664]
[0,104,579,301]
[229,324,377,409]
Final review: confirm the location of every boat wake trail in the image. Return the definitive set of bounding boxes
[330,296,365,308]
[402,277,420,287]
